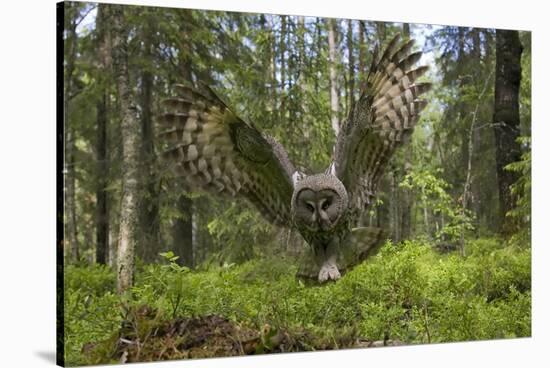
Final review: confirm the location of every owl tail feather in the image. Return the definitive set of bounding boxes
[296,226,387,281]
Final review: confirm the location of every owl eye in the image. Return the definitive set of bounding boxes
[321,200,331,211]
[305,203,315,212]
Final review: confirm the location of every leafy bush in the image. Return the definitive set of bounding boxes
[400,170,474,241]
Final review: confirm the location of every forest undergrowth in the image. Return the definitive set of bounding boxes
[64,237,531,365]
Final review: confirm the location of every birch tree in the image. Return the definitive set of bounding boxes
[112,5,140,292]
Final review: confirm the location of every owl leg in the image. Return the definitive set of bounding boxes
[316,239,341,282]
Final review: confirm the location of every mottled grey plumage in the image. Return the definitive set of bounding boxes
[333,35,431,221]
[158,84,295,226]
[158,34,430,282]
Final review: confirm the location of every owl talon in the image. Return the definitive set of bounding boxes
[318,262,341,282]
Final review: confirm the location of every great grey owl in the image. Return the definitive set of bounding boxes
[157,34,430,282]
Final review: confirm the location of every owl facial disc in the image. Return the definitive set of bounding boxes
[291,174,348,231]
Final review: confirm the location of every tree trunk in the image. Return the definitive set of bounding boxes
[376,190,390,230]
[358,20,367,90]
[172,195,194,268]
[269,17,278,117]
[460,69,493,255]
[314,18,322,94]
[458,27,465,66]
[95,92,109,264]
[328,18,340,136]
[109,226,118,268]
[280,15,287,119]
[376,22,387,44]
[402,22,410,39]
[493,30,523,233]
[95,4,110,265]
[298,16,306,71]
[138,10,161,263]
[64,134,78,262]
[260,14,276,120]
[390,171,400,242]
[297,16,307,121]
[471,29,484,232]
[423,202,430,237]
[472,28,481,61]
[287,17,297,128]
[112,5,140,293]
[457,27,471,183]
[399,22,412,241]
[287,17,294,94]
[347,19,355,110]
[64,2,79,263]
[169,11,196,268]
[483,29,494,62]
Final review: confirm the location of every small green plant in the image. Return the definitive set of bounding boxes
[400,169,475,242]
[159,251,191,273]
[133,251,191,318]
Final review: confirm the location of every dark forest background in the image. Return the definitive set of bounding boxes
[61,2,531,365]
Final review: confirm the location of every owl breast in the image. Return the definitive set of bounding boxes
[299,217,350,246]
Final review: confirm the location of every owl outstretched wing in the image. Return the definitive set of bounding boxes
[157,84,296,226]
[331,34,431,220]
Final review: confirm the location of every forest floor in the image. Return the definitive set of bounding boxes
[82,307,401,364]
[64,238,531,366]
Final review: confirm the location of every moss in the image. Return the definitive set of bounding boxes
[64,238,531,365]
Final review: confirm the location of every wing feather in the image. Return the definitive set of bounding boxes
[332,34,431,220]
[158,84,296,226]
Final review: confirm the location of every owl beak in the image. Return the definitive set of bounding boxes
[318,211,331,230]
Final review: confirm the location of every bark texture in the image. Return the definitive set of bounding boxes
[95,4,110,265]
[328,18,340,137]
[64,2,79,263]
[112,5,140,292]
[493,30,523,233]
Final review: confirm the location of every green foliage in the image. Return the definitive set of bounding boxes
[206,202,278,263]
[505,136,531,244]
[64,265,121,365]
[466,238,531,300]
[64,264,116,295]
[134,251,191,319]
[400,169,474,241]
[519,31,531,135]
[65,238,530,365]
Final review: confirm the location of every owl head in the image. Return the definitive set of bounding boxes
[291,174,348,232]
